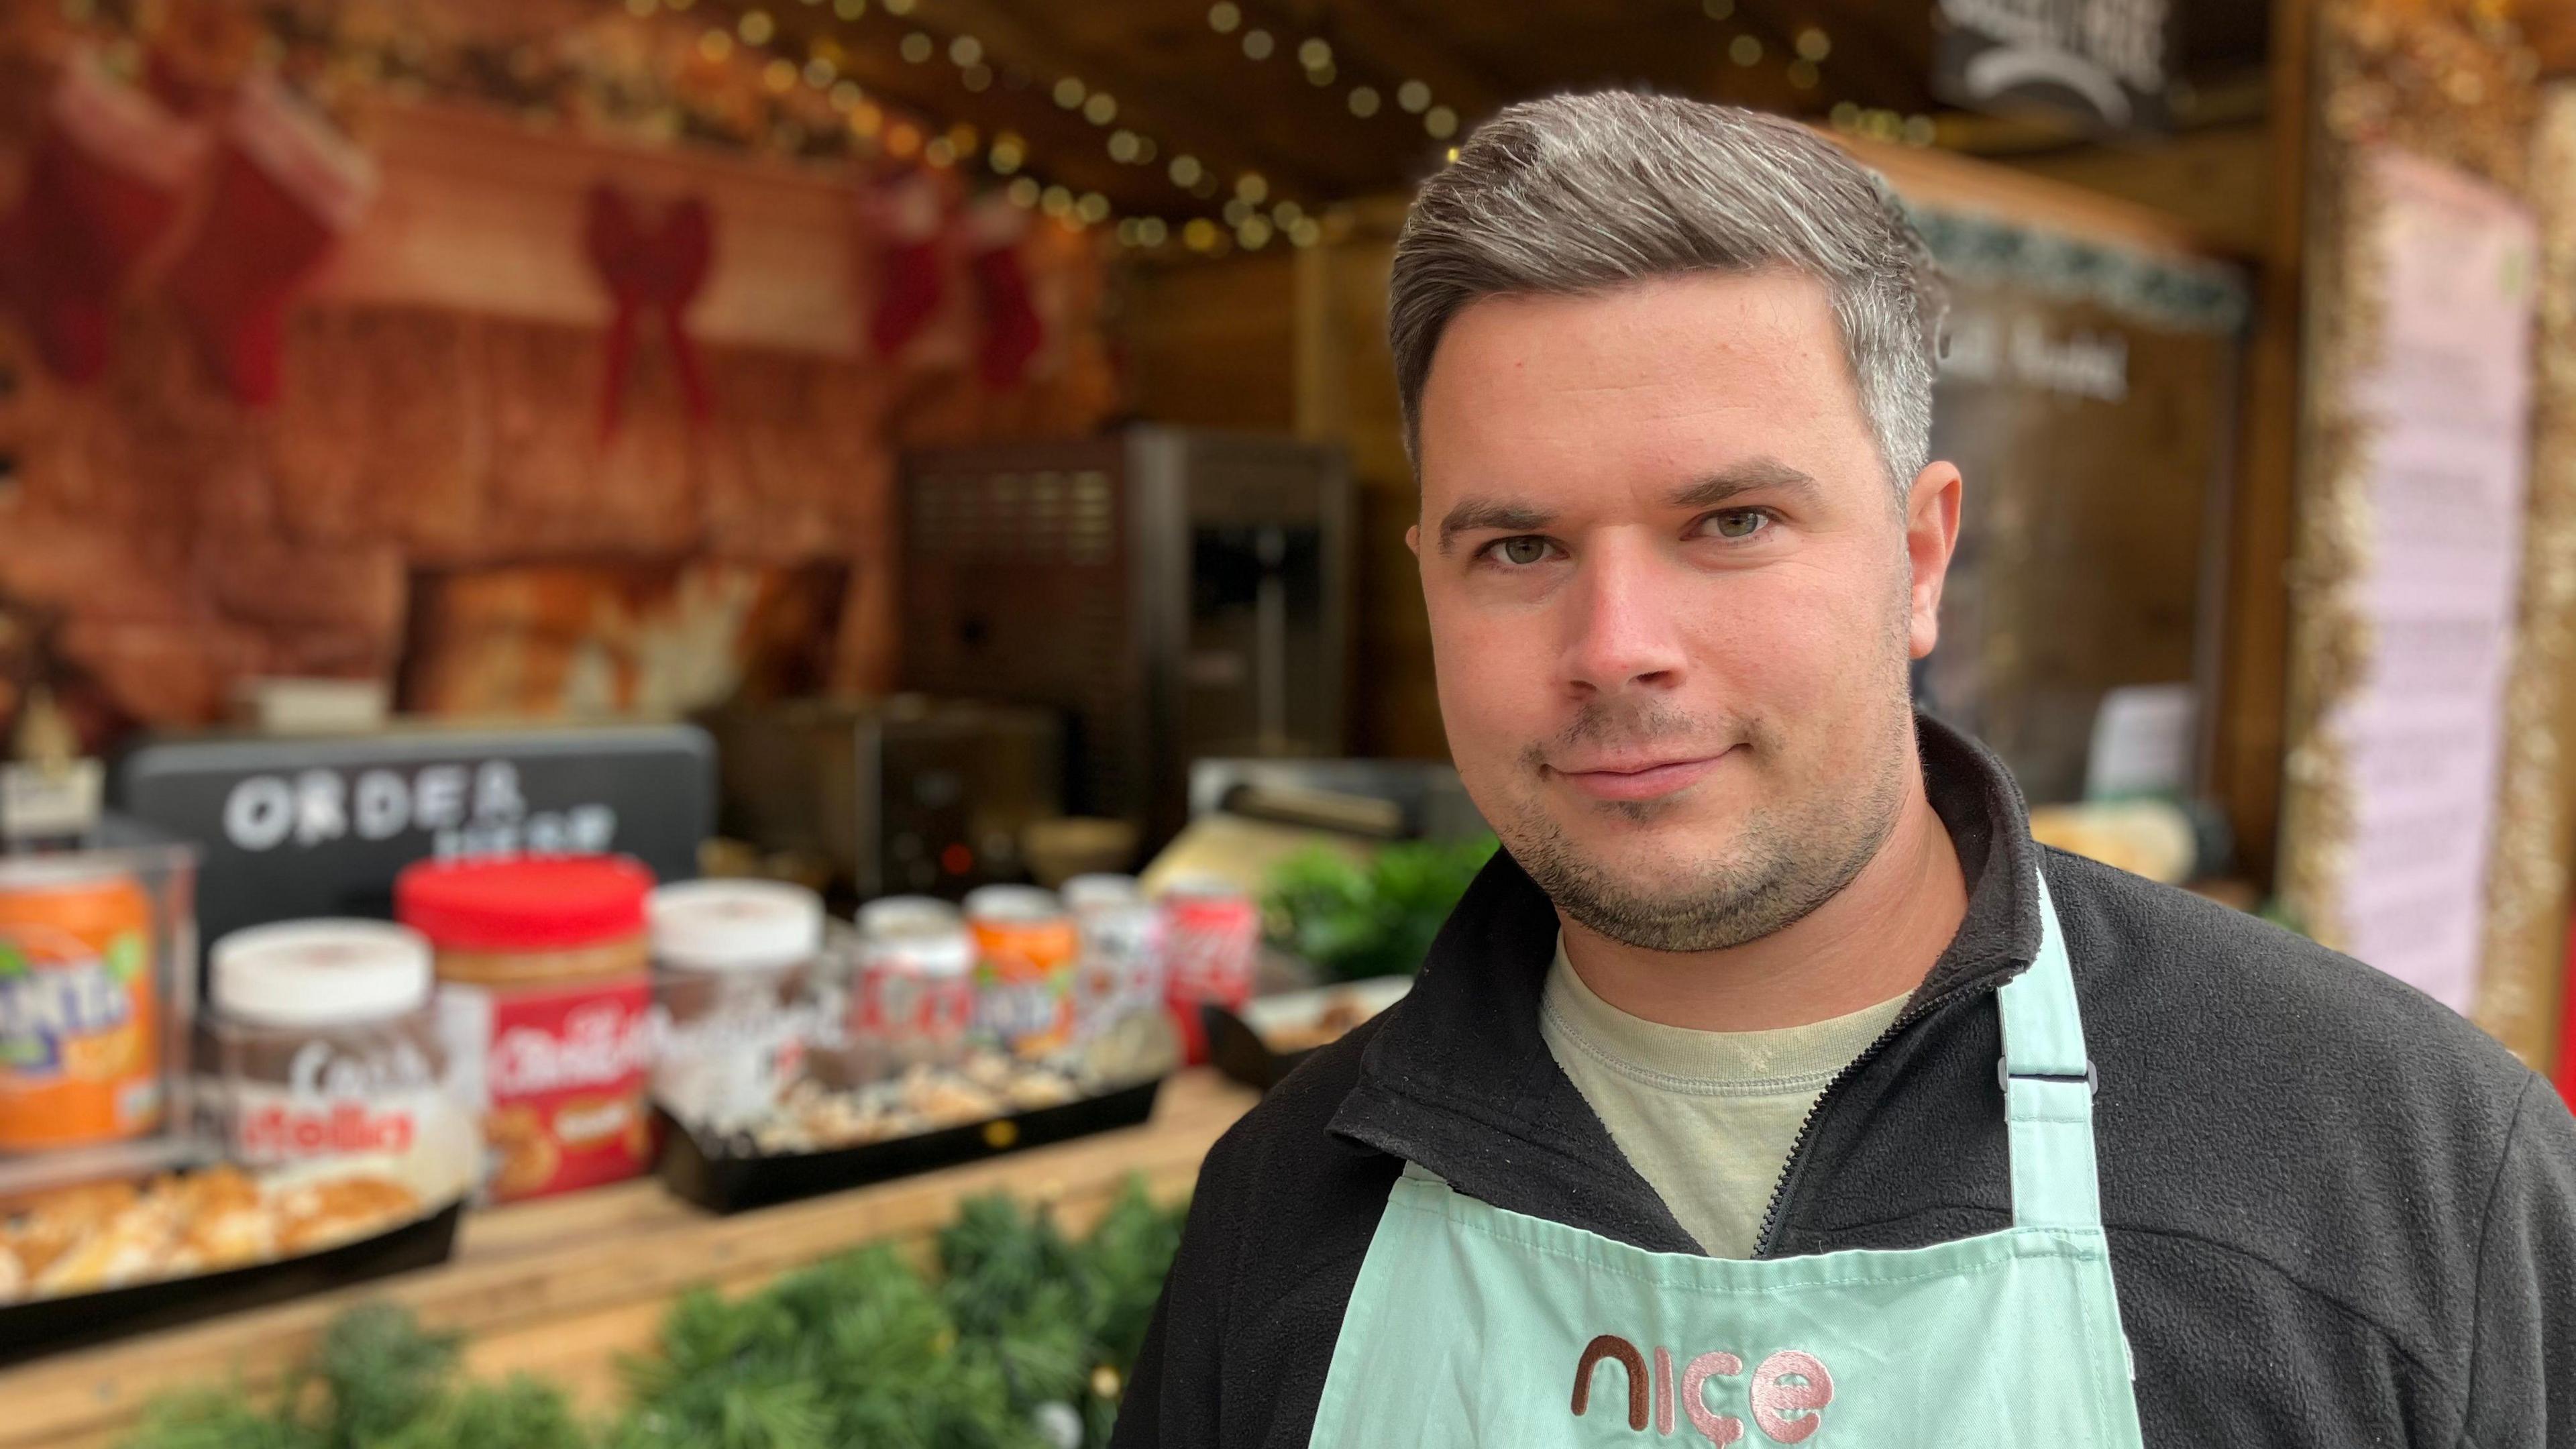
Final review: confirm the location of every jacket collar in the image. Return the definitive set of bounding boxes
[1326,712,2045,1252]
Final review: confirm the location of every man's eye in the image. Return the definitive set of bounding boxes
[1490,536,1552,566]
[1703,509,1770,540]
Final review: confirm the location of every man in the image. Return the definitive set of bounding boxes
[1112,92,2576,1448]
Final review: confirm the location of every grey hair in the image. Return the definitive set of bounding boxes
[1389,91,1945,490]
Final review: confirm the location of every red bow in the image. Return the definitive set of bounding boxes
[584,183,714,435]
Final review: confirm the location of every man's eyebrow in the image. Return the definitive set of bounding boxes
[1435,460,1821,555]
[1665,458,1822,511]
[1436,498,1555,555]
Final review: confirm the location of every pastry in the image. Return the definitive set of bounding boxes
[624,1104,657,1165]
[34,1199,175,1295]
[912,1075,1003,1128]
[5,1179,144,1281]
[961,1053,1020,1091]
[275,1175,419,1254]
[484,1105,560,1200]
[1005,1071,1078,1110]
[0,1161,429,1304]
[175,1201,276,1273]
[177,1170,276,1272]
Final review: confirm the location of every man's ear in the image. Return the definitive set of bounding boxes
[1903,462,1964,660]
[1405,523,1421,558]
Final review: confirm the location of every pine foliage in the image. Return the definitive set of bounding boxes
[119,1179,1188,1449]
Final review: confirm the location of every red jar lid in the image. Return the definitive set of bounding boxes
[394,854,655,952]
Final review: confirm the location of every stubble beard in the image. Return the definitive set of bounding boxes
[1496,603,1919,955]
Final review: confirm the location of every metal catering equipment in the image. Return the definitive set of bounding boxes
[899,427,1353,844]
[695,696,1063,900]
[1187,758,1489,841]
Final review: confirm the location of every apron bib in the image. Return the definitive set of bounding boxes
[1306,873,2147,1448]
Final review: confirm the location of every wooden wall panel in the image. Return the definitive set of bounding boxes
[1994,123,2273,260]
[1114,252,1298,431]
[0,101,1114,733]
[2206,0,2316,888]
[317,103,867,357]
[1292,231,1447,761]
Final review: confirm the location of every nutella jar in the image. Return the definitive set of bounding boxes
[209,920,475,1205]
[649,880,822,1136]
[396,855,657,1202]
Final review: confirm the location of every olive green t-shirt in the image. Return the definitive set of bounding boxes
[1538,935,1909,1258]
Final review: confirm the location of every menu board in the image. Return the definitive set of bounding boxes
[2318,150,2537,1012]
[115,723,713,961]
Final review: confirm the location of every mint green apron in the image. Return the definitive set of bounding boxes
[1306,874,2147,1446]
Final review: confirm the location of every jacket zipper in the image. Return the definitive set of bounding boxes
[1750,975,2008,1258]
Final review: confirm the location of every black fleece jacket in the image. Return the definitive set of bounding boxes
[1112,716,2576,1448]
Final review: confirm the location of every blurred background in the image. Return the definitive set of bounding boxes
[0,0,2571,1442]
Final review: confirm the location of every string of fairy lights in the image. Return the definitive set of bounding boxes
[78,0,1941,262]
[864,0,1350,253]
[1702,1,1943,146]
[1204,2,1941,155]
[625,0,1269,251]
[628,0,1945,258]
[621,0,1944,256]
[1203,1,1461,145]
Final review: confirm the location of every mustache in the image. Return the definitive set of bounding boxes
[1518,700,1751,771]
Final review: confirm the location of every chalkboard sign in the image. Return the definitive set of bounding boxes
[115,724,714,960]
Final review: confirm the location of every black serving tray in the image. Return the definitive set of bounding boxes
[1203,1004,1310,1094]
[0,1199,466,1368]
[658,1077,1167,1214]
[1203,978,1415,1095]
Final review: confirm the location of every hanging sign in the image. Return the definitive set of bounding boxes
[1934,0,2173,134]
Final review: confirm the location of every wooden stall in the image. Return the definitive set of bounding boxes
[0,1073,1258,1449]
[13,0,2576,1438]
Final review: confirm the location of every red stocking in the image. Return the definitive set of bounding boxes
[162,77,374,406]
[965,195,1043,389]
[865,171,949,359]
[0,55,204,383]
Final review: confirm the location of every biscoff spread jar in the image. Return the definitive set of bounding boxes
[208,920,475,1206]
[648,880,822,1137]
[396,855,656,1202]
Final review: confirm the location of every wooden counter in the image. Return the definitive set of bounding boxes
[0,1071,1261,1449]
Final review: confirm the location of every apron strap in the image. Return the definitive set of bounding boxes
[1996,870,2103,1231]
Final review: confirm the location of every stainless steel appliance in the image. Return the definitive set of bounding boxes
[900,428,1352,841]
[1187,758,1489,842]
[695,696,1062,900]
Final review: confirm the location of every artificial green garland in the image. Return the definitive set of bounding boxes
[124,1181,1187,1449]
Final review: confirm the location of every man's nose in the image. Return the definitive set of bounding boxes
[1561,537,1689,697]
